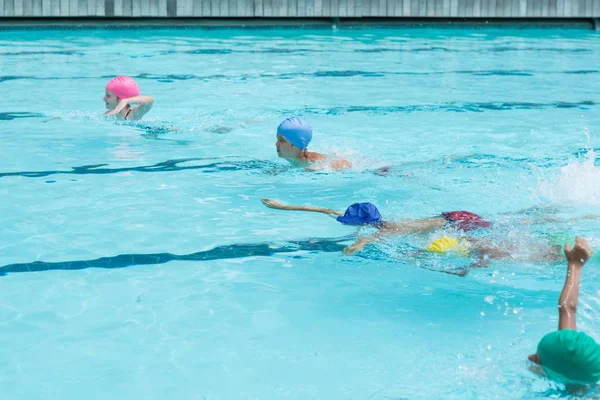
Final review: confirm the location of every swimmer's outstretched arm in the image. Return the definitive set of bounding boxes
[261,199,343,216]
[343,234,384,255]
[528,236,592,365]
[105,95,154,120]
[305,159,353,172]
[343,219,448,256]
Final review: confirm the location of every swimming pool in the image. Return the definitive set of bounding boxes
[2,26,600,399]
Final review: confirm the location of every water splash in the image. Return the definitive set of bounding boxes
[536,132,600,207]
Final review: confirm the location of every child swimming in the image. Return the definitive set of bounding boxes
[275,117,352,171]
[527,237,600,393]
[104,76,154,121]
[260,199,490,255]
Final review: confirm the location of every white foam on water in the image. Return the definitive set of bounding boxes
[535,129,600,208]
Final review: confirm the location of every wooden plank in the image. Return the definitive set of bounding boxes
[441,0,450,16]
[456,0,465,16]
[426,0,434,16]
[177,0,191,16]
[308,0,316,15]
[87,0,95,15]
[480,0,489,16]
[69,0,77,15]
[392,0,399,15]
[402,0,409,15]
[556,0,564,16]
[220,0,228,15]
[337,0,346,16]
[391,0,400,16]
[235,0,243,16]
[4,0,13,16]
[495,0,504,17]
[353,0,361,16]
[105,0,114,15]
[51,0,60,16]
[432,0,441,16]
[149,0,158,15]
[131,0,140,16]
[345,0,354,16]
[328,0,336,16]
[547,0,557,16]
[253,0,261,15]
[322,0,330,16]
[14,0,24,16]
[192,0,201,15]
[85,0,92,15]
[314,0,322,15]
[410,0,417,16]
[114,0,122,15]
[158,0,166,16]
[22,0,32,16]
[140,0,150,15]
[389,0,399,16]
[507,0,514,17]
[449,0,458,16]
[206,0,216,15]
[487,0,496,17]
[32,0,42,15]
[228,0,236,16]
[124,0,132,16]
[279,0,288,17]
[584,0,592,16]
[570,0,579,16]
[337,0,344,17]
[200,0,210,16]
[262,0,271,15]
[540,0,549,17]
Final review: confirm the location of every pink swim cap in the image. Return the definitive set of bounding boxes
[106,76,140,99]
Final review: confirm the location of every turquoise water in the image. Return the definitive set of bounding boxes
[2,27,600,399]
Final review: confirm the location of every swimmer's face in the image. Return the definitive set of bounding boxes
[528,353,541,364]
[103,89,119,109]
[276,134,301,159]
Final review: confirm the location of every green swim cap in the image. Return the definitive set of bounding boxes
[537,330,600,384]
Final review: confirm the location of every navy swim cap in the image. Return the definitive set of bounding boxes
[336,203,382,225]
[277,117,313,150]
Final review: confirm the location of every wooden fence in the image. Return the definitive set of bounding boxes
[1,0,599,18]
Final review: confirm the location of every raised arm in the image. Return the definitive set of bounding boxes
[261,198,342,216]
[558,236,592,331]
[105,95,154,120]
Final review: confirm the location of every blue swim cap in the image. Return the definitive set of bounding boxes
[277,117,313,150]
[336,203,382,225]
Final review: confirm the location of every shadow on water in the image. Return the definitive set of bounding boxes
[0,157,276,179]
[0,236,353,276]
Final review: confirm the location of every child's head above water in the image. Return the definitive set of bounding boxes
[276,117,313,159]
[104,76,140,110]
[336,202,382,226]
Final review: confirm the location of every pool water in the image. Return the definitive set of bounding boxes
[2,27,600,399]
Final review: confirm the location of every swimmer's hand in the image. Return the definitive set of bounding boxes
[105,96,154,120]
[105,100,129,117]
[565,237,592,266]
[261,198,286,210]
[343,243,364,256]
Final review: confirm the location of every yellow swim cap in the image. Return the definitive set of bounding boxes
[426,236,469,256]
